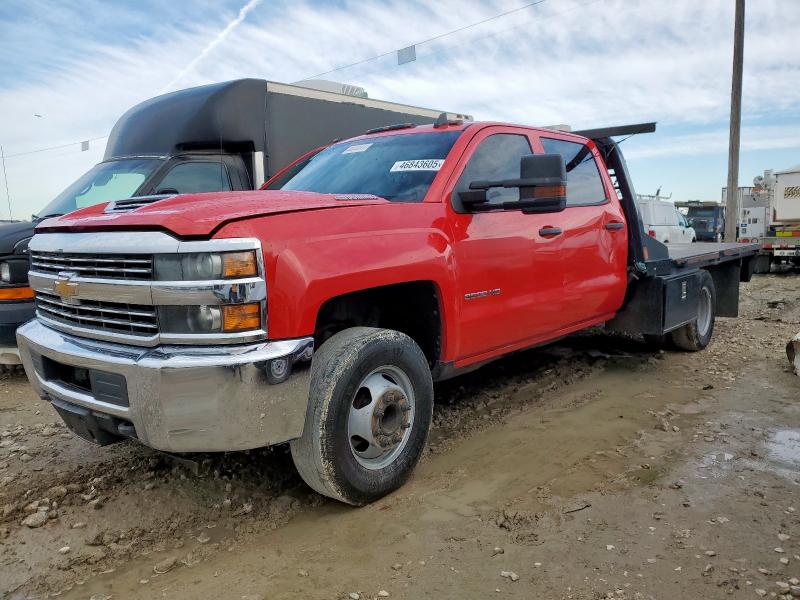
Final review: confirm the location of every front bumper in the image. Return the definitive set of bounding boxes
[17,320,313,452]
[695,231,719,242]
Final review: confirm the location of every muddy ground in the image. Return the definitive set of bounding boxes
[1,272,799,600]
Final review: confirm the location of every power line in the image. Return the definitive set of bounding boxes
[296,0,549,81]
[332,0,601,84]
[3,136,107,159]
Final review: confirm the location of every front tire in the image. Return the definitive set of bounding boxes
[290,327,433,505]
[669,270,715,351]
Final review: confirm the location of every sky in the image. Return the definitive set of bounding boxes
[0,0,799,220]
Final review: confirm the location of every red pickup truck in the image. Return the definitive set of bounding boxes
[17,118,757,505]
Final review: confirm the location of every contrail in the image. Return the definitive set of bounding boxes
[160,0,263,94]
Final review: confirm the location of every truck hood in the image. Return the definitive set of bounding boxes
[0,220,35,255]
[36,190,388,237]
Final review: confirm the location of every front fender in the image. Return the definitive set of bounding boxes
[214,204,458,357]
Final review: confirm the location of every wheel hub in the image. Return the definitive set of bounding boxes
[371,389,411,448]
[347,366,416,470]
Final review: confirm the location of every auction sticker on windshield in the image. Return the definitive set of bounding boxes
[390,159,445,172]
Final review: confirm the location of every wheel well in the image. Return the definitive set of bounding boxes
[314,281,442,366]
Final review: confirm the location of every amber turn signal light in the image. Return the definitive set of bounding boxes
[222,251,258,278]
[222,303,261,332]
[0,286,34,301]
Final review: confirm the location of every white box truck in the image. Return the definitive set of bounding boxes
[735,166,800,272]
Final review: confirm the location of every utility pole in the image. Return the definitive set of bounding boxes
[724,0,745,242]
[0,146,11,220]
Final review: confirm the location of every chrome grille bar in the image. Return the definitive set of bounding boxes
[30,251,153,280]
[36,294,156,318]
[35,291,157,335]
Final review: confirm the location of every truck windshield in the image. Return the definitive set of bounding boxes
[687,208,715,218]
[34,158,163,219]
[279,131,462,202]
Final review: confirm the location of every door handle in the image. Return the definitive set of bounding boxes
[539,227,562,237]
[605,222,625,230]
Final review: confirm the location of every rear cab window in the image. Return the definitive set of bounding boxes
[539,137,607,207]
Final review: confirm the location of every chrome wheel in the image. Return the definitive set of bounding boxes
[697,287,712,337]
[347,365,415,470]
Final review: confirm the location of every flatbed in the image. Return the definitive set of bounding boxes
[661,242,760,268]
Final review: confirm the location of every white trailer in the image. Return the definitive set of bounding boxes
[742,166,800,272]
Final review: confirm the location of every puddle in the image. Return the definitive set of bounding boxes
[766,429,800,467]
[740,429,800,484]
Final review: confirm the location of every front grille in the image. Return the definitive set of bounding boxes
[30,251,153,280]
[35,291,157,337]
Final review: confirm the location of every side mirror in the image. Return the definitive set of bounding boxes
[462,153,567,214]
[517,154,567,214]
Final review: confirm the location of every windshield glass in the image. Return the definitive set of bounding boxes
[36,158,163,218]
[279,130,462,202]
[687,207,716,219]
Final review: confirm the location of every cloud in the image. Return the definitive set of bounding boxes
[0,0,799,216]
[624,125,800,160]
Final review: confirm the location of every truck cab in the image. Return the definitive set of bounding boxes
[681,201,726,242]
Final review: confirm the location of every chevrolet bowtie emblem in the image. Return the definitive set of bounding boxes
[54,272,79,304]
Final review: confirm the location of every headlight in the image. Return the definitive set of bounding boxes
[158,303,261,334]
[154,251,258,280]
[0,260,28,284]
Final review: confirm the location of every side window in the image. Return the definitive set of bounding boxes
[540,138,607,206]
[455,134,533,206]
[156,161,231,194]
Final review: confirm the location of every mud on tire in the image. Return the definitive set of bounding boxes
[290,327,433,505]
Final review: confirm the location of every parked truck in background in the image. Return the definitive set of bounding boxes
[732,166,800,272]
[637,193,696,244]
[677,200,726,243]
[16,120,757,505]
[0,79,469,363]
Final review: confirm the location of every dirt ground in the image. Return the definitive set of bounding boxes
[1,272,799,600]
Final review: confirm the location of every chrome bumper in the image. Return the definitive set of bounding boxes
[17,320,313,452]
